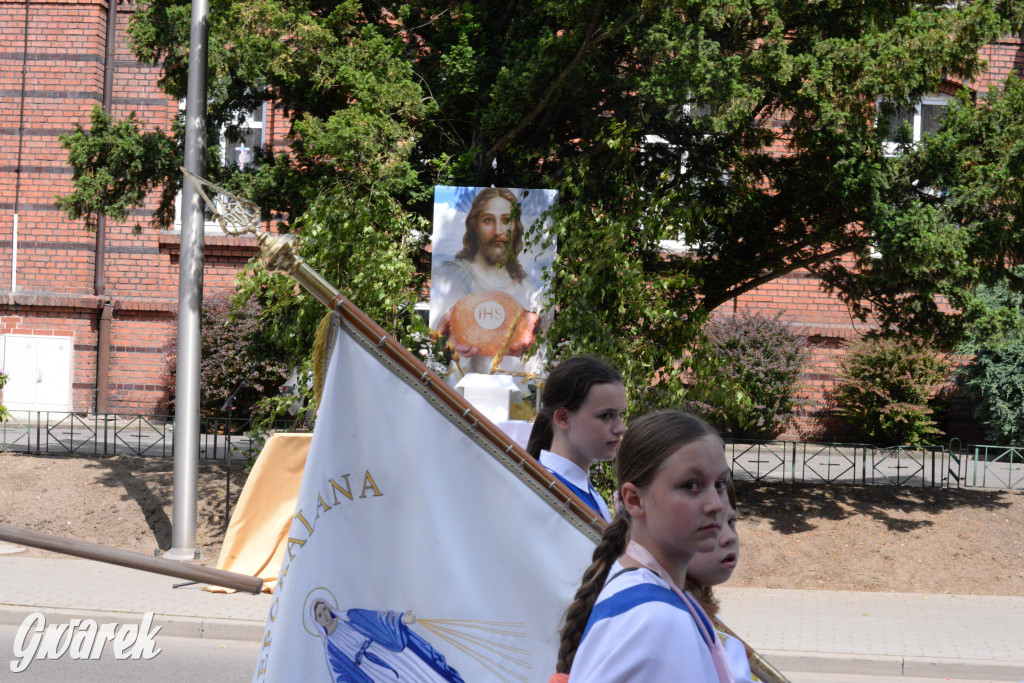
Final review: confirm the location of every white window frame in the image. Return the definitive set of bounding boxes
[646,99,715,255]
[223,104,265,171]
[873,93,953,258]
[881,93,952,156]
[170,101,266,232]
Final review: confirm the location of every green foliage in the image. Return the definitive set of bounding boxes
[955,275,1024,355]
[695,313,809,439]
[0,368,9,423]
[166,292,291,419]
[830,75,1024,345]
[964,341,1024,445]
[58,0,1024,399]
[539,145,706,413]
[956,277,1024,445]
[235,184,430,361]
[56,106,179,231]
[832,338,951,447]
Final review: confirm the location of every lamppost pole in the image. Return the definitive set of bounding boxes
[165,0,209,560]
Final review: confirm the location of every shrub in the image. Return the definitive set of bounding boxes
[0,368,8,422]
[166,292,290,420]
[693,313,809,439]
[963,340,1024,445]
[831,337,950,446]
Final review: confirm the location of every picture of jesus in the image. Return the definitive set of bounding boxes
[429,186,557,379]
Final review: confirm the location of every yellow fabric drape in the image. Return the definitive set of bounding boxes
[205,432,311,593]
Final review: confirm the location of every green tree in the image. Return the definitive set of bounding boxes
[58,0,1024,411]
[964,341,1024,445]
[955,275,1024,444]
[827,75,1024,345]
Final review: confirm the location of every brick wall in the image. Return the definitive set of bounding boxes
[0,0,260,414]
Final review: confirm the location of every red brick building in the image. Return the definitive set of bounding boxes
[1,0,1021,433]
[0,0,273,414]
[722,35,1024,438]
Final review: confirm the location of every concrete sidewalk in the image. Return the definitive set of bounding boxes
[0,555,271,642]
[717,586,1024,681]
[0,554,1021,680]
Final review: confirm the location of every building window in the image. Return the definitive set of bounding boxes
[224,104,265,170]
[881,93,952,154]
[647,100,715,255]
[171,102,265,231]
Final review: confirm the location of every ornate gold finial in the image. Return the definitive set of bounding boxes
[180,167,262,236]
[181,168,340,307]
[257,232,305,277]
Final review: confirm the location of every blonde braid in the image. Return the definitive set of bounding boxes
[684,579,719,618]
[555,516,630,674]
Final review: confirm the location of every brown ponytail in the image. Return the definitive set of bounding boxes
[555,516,631,673]
[684,580,719,618]
[526,412,554,460]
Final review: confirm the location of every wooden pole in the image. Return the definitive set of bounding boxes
[0,523,264,594]
[258,231,608,540]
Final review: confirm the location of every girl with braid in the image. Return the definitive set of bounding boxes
[527,356,627,522]
[553,410,735,682]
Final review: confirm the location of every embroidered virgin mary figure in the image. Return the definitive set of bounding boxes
[311,599,465,682]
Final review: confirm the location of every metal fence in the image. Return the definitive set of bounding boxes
[725,439,1024,490]
[0,411,307,463]
[2,411,1021,491]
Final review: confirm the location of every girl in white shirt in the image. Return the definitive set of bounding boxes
[527,356,626,522]
[555,410,735,683]
[687,485,787,683]
[686,484,760,683]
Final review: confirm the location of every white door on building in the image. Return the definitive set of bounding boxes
[1,335,73,412]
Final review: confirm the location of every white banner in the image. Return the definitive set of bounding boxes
[253,318,597,682]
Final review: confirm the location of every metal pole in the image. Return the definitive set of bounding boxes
[166,0,208,561]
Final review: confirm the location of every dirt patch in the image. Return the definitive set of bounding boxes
[732,481,1024,595]
[0,452,246,563]
[1,452,1022,595]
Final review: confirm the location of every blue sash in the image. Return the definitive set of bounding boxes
[581,583,718,647]
[546,469,603,517]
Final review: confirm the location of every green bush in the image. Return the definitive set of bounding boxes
[166,292,291,420]
[963,340,1024,445]
[693,313,809,439]
[832,337,950,446]
[0,368,8,422]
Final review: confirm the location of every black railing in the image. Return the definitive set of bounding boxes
[724,439,1023,490]
[0,411,308,461]
[1,412,1020,491]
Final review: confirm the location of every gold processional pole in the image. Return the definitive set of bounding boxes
[0,523,263,593]
[182,171,791,682]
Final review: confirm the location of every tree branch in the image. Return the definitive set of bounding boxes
[482,4,648,169]
[702,243,858,311]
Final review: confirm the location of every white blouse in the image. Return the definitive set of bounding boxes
[718,627,758,682]
[539,450,611,522]
[569,562,718,682]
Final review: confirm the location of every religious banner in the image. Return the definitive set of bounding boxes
[429,186,558,395]
[252,309,599,682]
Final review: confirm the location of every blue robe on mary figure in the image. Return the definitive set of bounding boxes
[317,607,464,683]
